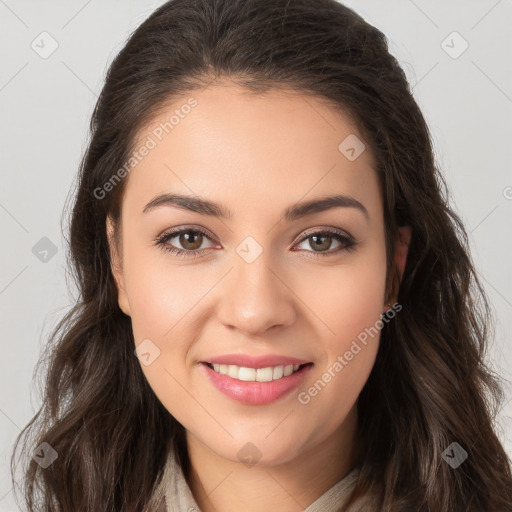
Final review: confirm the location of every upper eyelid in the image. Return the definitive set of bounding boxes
[298,226,353,239]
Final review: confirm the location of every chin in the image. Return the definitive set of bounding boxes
[210,437,303,468]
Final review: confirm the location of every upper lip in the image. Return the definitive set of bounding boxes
[202,353,312,369]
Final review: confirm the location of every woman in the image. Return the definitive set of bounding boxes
[11,0,512,510]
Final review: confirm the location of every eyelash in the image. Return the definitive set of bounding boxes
[154,226,358,260]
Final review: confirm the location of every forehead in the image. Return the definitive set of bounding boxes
[123,81,382,222]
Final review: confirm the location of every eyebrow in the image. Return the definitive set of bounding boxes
[142,193,369,222]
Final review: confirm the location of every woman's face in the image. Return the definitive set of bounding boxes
[108,81,392,466]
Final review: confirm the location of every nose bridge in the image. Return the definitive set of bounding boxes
[215,241,296,335]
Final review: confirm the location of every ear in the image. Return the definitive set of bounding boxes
[106,216,131,316]
[385,225,411,310]
[395,225,411,280]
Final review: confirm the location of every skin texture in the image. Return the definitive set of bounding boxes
[107,81,410,512]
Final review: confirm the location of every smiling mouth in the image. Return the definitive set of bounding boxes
[202,362,312,382]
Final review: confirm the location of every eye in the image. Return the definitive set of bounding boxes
[154,226,357,259]
[154,226,218,259]
[293,228,357,258]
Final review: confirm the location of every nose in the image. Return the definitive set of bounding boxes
[215,253,297,336]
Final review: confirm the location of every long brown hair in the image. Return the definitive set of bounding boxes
[11,0,512,510]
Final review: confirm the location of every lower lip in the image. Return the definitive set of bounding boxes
[200,363,313,405]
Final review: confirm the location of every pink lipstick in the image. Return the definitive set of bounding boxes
[199,353,313,405]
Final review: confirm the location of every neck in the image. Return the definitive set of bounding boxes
[185,405,360,512]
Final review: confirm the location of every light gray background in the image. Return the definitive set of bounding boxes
[1,1,511,510]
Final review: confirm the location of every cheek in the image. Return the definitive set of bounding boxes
[122,239,206,342]
[291,251,386,426]
[122,249,205,418]
[297,251,387,350]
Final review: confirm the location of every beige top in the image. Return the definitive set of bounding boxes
[149,450,376,512]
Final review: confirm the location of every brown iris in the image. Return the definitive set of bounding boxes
[309,234,333,252]
[179,230,204,250]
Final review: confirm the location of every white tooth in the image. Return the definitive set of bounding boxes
[210,362,303,381]
[256,367,273,382]
[238,367,257,381]
[272,366,284,379]
[227,365,239,379]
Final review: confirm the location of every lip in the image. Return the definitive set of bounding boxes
[203,353,311,369]
[199,361,314,405]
